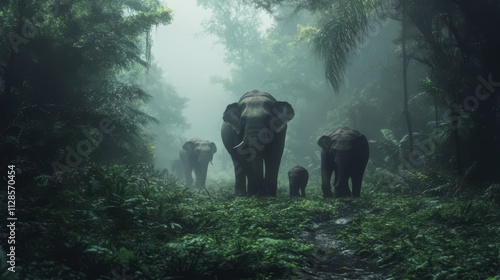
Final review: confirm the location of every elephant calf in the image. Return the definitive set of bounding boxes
[288,165,309,197]
[318,127,369,198]
[179,138,217,188]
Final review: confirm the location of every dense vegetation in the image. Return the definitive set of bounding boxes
[1,164,498,279]
[1,0,500,279]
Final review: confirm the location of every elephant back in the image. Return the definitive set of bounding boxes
[239,90,276,102]
[288,165,309,177]
[328,127,365,151]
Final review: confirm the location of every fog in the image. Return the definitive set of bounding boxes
[148,1,425,184]
[4,1,500,278]
[151,0,232,165]
[150,0,275,178]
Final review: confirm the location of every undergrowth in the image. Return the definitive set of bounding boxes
[2,163,500,279]
[339,170,500,279]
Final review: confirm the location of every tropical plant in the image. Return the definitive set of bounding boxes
[0,0,173,184]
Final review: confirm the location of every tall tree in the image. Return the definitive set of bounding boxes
[0,0,173,182]
[249,0,500,183]
[401,0,414,153]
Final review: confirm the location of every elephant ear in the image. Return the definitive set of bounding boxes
[182,141,196,151]
[223,103,241,134]
[317,136,332,152]
[271,101,295,132]
[210,142,217,154]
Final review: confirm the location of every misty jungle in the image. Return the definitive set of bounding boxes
[1,0,500,279]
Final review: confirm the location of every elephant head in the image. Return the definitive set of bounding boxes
[182,139,217,163]
[179,138,217,188]
[221,90,294,196]
[317,127,369,198]
[223,90,294,151]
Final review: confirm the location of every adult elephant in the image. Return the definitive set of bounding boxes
[221,90,294,196]
[317,127,369,198]
[179,138,217,188]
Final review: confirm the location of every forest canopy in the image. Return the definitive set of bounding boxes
[1,0,500,279]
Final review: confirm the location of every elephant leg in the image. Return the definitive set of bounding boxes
[333,162,351,198]
[264,135,285,196]
[222,123,246,195]
[291,174,307,197]
[351,173,363,197]
[264,158,280,196]
[232,158,247,196]
[320,152,334,198]
[333,163,339,187]
[193,165,200,188]
[184,166,193,187]
[288,176,299,197]
[351,158,368,197]
[194,163,208,189]
[248,155,264,196]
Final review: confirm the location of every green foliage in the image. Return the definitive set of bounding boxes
[312,0,382,92]
[247,0,500,184]
[0,0,175,182]
[12,164,186,279]
[4,161,500,279]
[2,1,500,279]
[338,181,500,279]
[158,193,336,278]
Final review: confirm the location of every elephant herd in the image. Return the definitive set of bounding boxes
[177,90,369,199]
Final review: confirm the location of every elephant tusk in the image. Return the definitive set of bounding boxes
[233,140,245,149]
[210,160,213,165]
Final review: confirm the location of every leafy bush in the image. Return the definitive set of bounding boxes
[337,182,500,279]
[5,161,500,279]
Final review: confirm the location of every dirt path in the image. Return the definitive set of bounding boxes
[288,211,387,280]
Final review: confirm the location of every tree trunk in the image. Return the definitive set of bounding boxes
[402,0,414,153]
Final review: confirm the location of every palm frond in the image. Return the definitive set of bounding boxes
[312,0,381,92]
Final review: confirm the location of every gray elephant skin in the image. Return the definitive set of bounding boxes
[288,165,309,197]
[179,138,217,188]
[317,127,369,198]
[221,90,295,196]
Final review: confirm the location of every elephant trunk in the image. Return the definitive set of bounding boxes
[234,120,267,195]
[195,151,213,188]
[233,121,265,150]
[195,158,210,188]
[197,151,213,163]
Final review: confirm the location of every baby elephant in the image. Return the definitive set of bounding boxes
[288,166,309,197]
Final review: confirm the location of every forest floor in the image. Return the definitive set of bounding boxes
[290,208,387,280]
